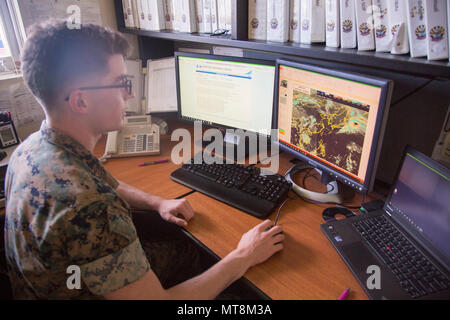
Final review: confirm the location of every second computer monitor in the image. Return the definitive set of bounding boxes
[274,59,393,194]
[175,52,276,136]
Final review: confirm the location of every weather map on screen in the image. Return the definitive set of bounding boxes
[277,64,383,183]
[290,88,370,176]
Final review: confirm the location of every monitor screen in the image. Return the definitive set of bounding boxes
[387,148,450,262]
[175,52,276,135]
[274,60,393,193]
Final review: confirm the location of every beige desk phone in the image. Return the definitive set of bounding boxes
[102,115,160,160]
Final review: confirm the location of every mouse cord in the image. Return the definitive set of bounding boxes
[274,192,297,225]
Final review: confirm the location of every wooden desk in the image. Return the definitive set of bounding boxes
[92,126,374,300]
[183,152,370,300]
[93,133,192,199]
[3,122,377,300]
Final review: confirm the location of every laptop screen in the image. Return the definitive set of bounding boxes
[387,151,450,260]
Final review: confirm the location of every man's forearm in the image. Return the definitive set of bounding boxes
[115,180,163,211]
[166,249,251,300]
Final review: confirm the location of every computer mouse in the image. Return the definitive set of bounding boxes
[322,206,356,222]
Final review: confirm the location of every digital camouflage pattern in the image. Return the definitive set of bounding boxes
[4,121,150,299]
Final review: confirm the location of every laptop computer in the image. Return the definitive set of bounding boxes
[321,146,450,300]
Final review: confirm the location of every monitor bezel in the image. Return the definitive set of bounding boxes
[174,51,276,137]
[273,58,394,194]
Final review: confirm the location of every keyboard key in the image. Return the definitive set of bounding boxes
[353,216,449,298]
[172,160,292,218]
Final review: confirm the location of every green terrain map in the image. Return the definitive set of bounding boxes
[291,90,368,175]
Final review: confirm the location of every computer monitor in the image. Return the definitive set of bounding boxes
[175,52,276,140]
[274,59,393,200]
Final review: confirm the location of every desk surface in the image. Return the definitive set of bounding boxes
[182,150,370,300]
[92,124,375,300]
[2,122,377,300]
[93,133,193,199]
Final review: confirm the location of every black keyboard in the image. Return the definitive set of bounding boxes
[170,160,292,218]
[353,216,450,299]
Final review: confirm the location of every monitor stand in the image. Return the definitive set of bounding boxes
[285,162,343,204]
[198,130,268,163]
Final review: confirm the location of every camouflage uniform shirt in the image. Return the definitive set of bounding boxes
[4,121,150,299]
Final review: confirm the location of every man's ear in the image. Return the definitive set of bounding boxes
[67,90,89,114]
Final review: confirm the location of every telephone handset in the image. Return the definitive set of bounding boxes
[102,115,160,161]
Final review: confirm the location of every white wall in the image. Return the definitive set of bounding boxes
[0,0,140,140]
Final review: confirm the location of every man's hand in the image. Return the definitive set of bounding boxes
[234,219,284,268]
[115,181,194,227]
[157,198,194,227]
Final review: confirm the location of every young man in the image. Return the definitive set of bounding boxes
[4,20,284,299]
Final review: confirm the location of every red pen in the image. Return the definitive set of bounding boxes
[338,288,350,300]
[137,159,169,166]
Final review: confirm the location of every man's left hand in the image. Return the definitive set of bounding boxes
[157,198,194,227]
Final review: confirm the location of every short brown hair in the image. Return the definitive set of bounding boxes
[21,20,130,111]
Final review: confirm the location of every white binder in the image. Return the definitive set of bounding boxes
[424,0,449,60]
[178,0,198,32]
[326,0,340,47]
[195,0,205,33]
[210,0,218,32]
[301,0,326,44]
[202,0,213,33]
[217,0,227,30]
[146,0,166,31]
[225,0,232,32]
[163,0,175,30]
[137,0,149,31]
[248,0,268,40]
[387,0,410,54]
[267,0,290,42]
[289,0,301,43]
[340,0,357,48]
[172,0,182,31]
[354,0,375,51]
[373,0,391,52]
[122,0,136,28]
[131,0,141,29]
[406,0,427,57]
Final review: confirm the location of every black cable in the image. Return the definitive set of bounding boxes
[175,190,196,199]
[302,168,335,193]
[274,193,297,225]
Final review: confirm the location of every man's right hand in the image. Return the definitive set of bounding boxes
[105,219,284,300]
[234,219,284,268]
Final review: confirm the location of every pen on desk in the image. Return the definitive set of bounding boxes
[338,288,350,300]
[138,159,169,166]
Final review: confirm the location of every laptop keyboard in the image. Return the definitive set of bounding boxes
[353,215,450,299]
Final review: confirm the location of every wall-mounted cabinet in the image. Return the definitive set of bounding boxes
[113,0,449,186]
[114,0,449,80]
